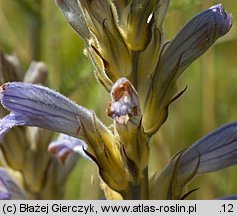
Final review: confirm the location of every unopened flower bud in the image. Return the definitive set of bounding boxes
[24,61,48,85]
[107,78,140,125]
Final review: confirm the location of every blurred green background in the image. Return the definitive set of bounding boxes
[0,0,237,199]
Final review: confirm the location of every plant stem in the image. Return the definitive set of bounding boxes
[122,167,149,200]
[141,166,149,199]
[131,51,140,90]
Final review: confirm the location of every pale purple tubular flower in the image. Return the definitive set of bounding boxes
[48,134,90,164]
[0,82,107,141]
[143,4,233,135]
[157,4,232,80]
[150,121,237,199]
[0,168,25,200]
[179,122,237,180]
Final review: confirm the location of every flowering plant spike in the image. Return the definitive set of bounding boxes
[0,1,236,200]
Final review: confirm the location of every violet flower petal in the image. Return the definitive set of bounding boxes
[150,122,237,199]
[0,82,109,142]
[48,134,90,163]
[0,168,25,200]
[156,4,232,81]
[179,122,237,180]
[144,4,232,135]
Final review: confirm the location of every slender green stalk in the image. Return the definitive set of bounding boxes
[140,166,149,199]
[131,51,140,90]
[121,166,149,200]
